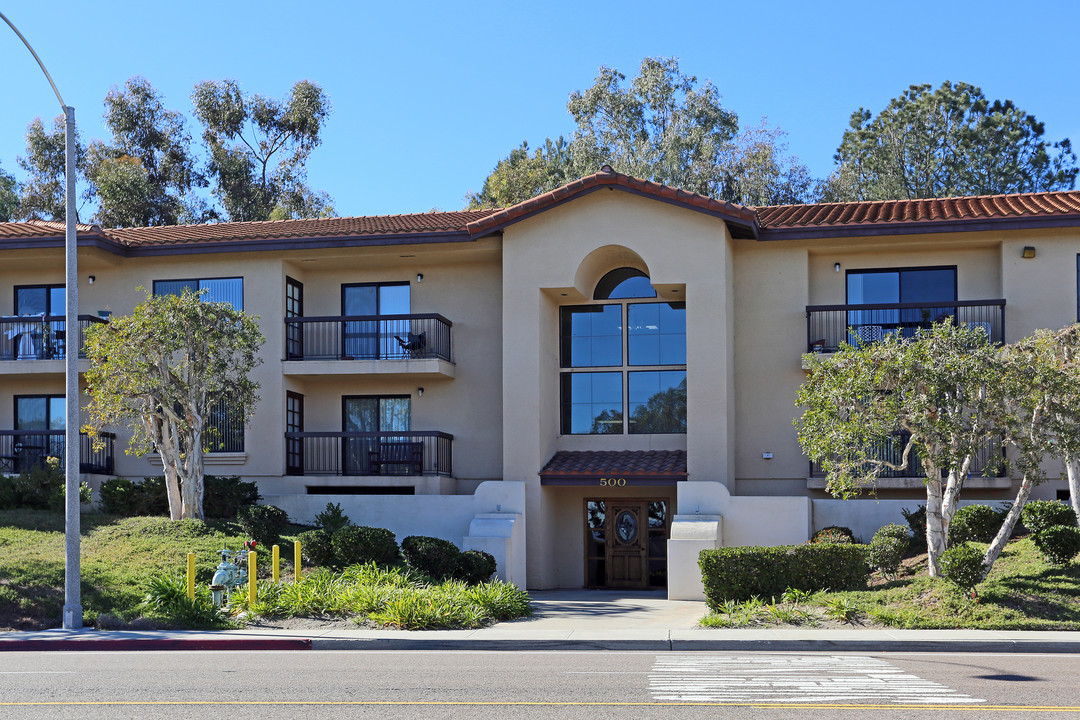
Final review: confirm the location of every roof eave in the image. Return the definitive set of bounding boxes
[758,214,1080,241]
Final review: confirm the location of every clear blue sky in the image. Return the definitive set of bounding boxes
[2,0,1078,218]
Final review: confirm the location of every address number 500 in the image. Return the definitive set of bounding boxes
[599,477,627,487]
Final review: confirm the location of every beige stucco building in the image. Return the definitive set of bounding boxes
[3,167,1079,596]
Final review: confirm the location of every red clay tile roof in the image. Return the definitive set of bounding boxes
[540,450,687,479]
[4,183,1080,251]
[465,165,760,239]
[0,220,101,239]
[108,211,498,247]
[757,191,1080,234]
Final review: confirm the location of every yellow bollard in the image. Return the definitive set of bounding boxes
[294,540,301,582]
[248,550,257,605]
[187,553,195,601]
[272,544,280,583]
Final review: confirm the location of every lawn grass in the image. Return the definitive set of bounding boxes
[0,510,295,629]
[0,511,531,631]
[700,537,1080,631]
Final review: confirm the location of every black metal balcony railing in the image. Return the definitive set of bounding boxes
[284,314,452,362]
[810,433,1005,480]
[805,300,1006,353]
[0,315,107,361]
[0,430,115,474]
[283,431,453,477]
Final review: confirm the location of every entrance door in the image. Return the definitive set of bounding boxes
[585,499,668,589]
[607,501,648,588]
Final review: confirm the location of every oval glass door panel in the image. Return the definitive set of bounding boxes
[615,510,638,544]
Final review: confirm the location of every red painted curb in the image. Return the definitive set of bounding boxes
[0,638,312,651]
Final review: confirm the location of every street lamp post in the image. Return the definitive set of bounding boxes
[1,11,82,629]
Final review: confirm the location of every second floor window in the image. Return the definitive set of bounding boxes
[153,277,243,310]
[154,277,245,452]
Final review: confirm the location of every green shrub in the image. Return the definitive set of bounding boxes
[298,529,336,568]
[456,550,497,584]
[401,536,461,580]
[99,476,169,516]
[462,581,532,621]
[137,573,231,628]
[0,458,90,511]
[698,544,869,607]
[901,504,927,552]
[938,542,985,594]
[949,504,1005,545]
[1034,526,1080,565]
[1021,501,1077,536]
[100,475,257,518]
[315,502,351,532]
[202,476,259,518]
[332,525,400,569]
[811,526,855,544]
[236,504,289,548]
[867,523,910,577]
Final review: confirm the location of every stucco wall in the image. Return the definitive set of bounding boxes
[499,189,735,587]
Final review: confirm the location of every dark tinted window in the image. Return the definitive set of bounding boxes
[560,305,622,367]
[628,302,686,366]
[561,372,623,434]
[628,371,686,434]
[594,268,656,299]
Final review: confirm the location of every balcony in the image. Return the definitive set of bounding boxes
[805,300,1005,355]
[0,430,115,475]
[284,431,453,477]
[282,314,454,378]
[0,315,107,363]
[808,433,1008,490]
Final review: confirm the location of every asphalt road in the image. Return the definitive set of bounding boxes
[1,649,1079,719]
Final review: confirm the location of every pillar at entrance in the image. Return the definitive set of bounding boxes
[667,514,722,600]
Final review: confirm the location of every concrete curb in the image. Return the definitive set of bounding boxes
[0,638,312,652]
[4,634,1080,653]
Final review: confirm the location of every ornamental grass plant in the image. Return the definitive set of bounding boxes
[230,562,531,629]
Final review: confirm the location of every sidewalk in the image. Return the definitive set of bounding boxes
[4,590,1080,653]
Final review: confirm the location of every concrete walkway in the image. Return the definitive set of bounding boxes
[3,589,1080,653]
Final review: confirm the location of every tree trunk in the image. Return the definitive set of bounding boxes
[1066,457,1080,526]
[980,472,1035,581]
[163,461,182,521]
[155,428,182,521]
[179,419,206,521]
[925,474,946,577]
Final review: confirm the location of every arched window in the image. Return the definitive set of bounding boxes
[593,267,656,300]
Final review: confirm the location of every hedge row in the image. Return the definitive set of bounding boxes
[99,475,258,518]
[699,544,869,608]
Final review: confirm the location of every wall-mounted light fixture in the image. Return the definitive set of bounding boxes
[87,275,95,284]
[417,387,424,397]
[834,262,841,273]
[1022,246,1036,259]
[416,273,424,282]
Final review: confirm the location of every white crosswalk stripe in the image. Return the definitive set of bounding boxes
[649,654,985,704]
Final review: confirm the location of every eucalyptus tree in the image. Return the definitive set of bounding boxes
[87,77,205,227]
[17,115,87,221]
[829,81,1077,201]
[191,79,332,221]
[470,57,817,208]
[797,321,1003,576]
[0,161,18,222]
[82,289,263,521]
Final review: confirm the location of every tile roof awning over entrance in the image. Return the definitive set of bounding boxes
[539,450,687,486]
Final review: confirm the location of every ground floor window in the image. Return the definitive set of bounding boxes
[585,498,669,589]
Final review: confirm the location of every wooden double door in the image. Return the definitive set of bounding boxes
[585,498,669,589]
